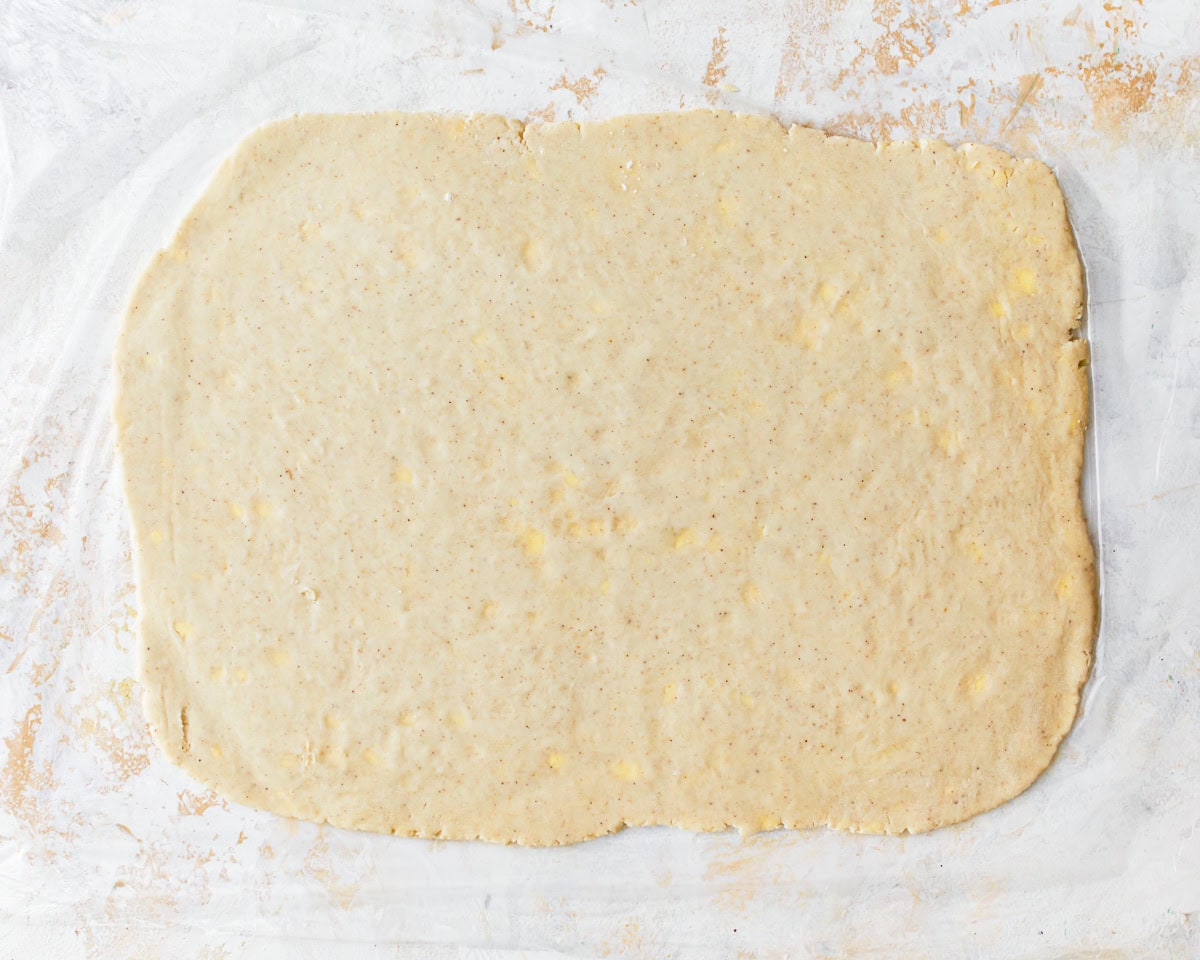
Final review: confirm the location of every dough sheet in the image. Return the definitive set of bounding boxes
[114,111,1093,844]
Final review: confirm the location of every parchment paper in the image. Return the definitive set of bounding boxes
[2,1,1199,957]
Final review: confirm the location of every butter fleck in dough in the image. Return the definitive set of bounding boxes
[114,111,1095,845]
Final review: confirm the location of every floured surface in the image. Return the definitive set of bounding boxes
[113,111,1092,845]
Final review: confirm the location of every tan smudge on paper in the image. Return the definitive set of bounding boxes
[2,460,40,589]
[177,788,228,817]
[766,0,1182,152]
[108,677,138,719]
[72,675,154,788]
[600,916,667,955]
[507,0,555,35]
[772,1,958,142]
[890,100,948,140]
[1,703,57,831]
[775,0,1198,157]
[1060,2,1162,142]
[86,718,153,785]
[7,646,59,686]
[855,0,938,76]
[1137,56,1200,150]
[303,831,364,909]
[490,0,557,47]
[597,917,671,959]
[701,831,806,911]
[774,0,851,101]
[825,101,949,144]
[550,67,608,105]
[702,26,729,102]
[1077,49,1159,131]
[91,833,220,949]
[526,102,557,124]
[957,79,978,129]
[1000,73,1043,131]
[774,11,802,101]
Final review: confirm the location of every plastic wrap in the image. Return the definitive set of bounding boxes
[2,1,1199,956]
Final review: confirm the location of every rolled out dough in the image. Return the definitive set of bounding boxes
[115,111,1094,844]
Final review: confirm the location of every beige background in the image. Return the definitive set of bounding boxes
[2,0,1199,957]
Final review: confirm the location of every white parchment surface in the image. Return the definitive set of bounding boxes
[2,1,1199,957]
